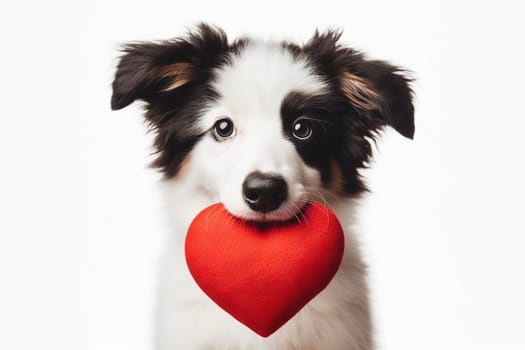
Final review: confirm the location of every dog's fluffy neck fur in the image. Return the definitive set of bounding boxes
[156,177,372,350]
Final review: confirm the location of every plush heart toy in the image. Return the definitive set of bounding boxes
[185,202,344,337]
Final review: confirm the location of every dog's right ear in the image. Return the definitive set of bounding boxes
[111,23,230,110]
[110,42,189,110]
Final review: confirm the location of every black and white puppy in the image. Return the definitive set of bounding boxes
[111,24,414,350]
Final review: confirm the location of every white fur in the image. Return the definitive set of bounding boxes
[154,43,373,350]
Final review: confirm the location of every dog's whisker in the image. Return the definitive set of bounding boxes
[286,204,303,225]
[301,190,329,206]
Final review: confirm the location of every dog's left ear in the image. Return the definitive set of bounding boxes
[303,31,415,139]
[340,60,415,139]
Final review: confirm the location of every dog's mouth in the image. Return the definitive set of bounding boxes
[225,199,310,224]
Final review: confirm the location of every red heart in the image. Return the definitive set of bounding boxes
[185,202,344,337]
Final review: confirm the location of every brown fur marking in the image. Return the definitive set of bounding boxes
[327,160,345,194]
[176,154,192,179]
[150,62,194,92]
[340,71,381,112]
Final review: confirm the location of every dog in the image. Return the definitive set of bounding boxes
[111,23,414,350]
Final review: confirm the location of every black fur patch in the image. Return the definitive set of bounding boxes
[281,30,414,194]
[280,91,370,194]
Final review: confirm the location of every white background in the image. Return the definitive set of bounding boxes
[1,0,524,349]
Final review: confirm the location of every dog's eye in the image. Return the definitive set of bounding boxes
[292,118,313,140]
[212,118,236,140]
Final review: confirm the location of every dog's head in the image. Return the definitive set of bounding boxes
[111,24,414,222]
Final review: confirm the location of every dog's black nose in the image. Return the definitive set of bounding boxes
[242,172,288,213]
